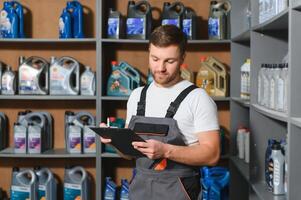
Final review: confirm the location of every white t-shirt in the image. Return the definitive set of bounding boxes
[126,80,219,145]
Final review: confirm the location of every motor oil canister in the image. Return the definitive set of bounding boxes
[196,56,216,96]
[50,56,80,95]
[161,2,185,28]
[180,63,194,82]
[107,61,132,96]
[66,123,82,154]
[126,0,152,40]
[107,8,123,39]
[208,1,231,40]
[19,56,49,95]
[18,111,53,152]
[183,8,196,39]
[59,8,72,38]
[66,1,84,38]
[205,56,229,96]
[80,66,96,96]
[10,168,39,200]
[35,167,57,200]
[0,112,7,150]
[64,166,90,200]
[119,61,141,90]
[104,177,117,200]
[1,65,16,95]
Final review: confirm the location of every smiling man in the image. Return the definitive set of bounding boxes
[101,25,220,200]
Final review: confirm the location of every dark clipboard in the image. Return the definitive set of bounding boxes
[89,127,146,158]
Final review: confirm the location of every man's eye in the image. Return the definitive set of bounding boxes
[153,58,158,61]
[167,60,175,64]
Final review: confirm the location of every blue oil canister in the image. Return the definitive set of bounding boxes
[67,1,84,38]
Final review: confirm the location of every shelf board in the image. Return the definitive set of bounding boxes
[101,152,121,158]
[101,96,129,101]
[293,2,301,11]
[290,117,301,128]
[252,9,288,33]
[0,95,96,100]
[232,97,250,108]
[251,181,286,200]
[231,30,250,44]
[101,38,231,44]
[252,104,288,122]
[0,148,96,158]
[230,156,250,182]
[0,38,97,43]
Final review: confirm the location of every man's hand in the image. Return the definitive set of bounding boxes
[99,122,111,144]
[132,139,169,159]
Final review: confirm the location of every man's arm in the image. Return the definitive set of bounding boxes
[132,130,220,166]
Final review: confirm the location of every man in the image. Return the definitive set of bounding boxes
[101,25,220,200]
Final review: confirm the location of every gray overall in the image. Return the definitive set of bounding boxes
[128,84,200,200]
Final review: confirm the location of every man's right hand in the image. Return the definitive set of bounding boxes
[99,122,111,144]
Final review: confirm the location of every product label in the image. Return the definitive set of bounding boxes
[14,129,26,153]
[1,73,14,94]
[28,131,41,154]
[69,130,81,153]
[50,65,70,93]
[59,17,65,34]
[183,19,192,37]
[108,18,120,36]
[84,128,96,153]
[273,160,280,186]
[11,185,30,200]
[162,19,179,27]
[0,10,11,37]
[38,185,46,199]
[19,67,39,92]
[64,183,81,200]
[208,18,220,38]
[126,18,144,35]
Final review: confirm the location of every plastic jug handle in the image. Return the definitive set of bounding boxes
[171,1,185,14]
[70,166,87,182]
[16,169,37,186]
[136,0,151,14]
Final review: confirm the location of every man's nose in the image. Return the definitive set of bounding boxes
[158,61,166,71]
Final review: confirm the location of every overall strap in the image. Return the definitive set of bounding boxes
[165,85,198,118]
[136,84,150,116]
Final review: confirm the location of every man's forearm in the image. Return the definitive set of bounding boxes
[164,143,220,166]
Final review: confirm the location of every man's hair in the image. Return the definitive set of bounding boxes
[149,25,187,56]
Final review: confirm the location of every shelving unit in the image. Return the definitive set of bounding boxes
[0,0,233,199]
[230,0,301,199]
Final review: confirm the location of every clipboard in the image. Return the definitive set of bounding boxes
[89,127,146,158]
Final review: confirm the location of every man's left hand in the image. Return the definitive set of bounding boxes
[132,139,169,159]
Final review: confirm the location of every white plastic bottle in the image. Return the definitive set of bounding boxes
[262,64,270,107]
[282,64,288,112]
[269,64,278,110]
[240,59,251,99]
[275,64,285,112]
[258,64,264,105]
